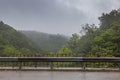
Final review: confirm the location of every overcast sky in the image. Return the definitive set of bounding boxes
[0,0,120,36]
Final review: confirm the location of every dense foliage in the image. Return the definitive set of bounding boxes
[0,9,120,68]
[0,21,44,56]
[1,8,120,58]
[65,9,120,57]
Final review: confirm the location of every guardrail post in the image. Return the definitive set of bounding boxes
[82,62,86,70]
[12,62,14,69]
[34,62,37,68]
[118,63,120,70]
[50,62,53,70]
[19,62,22,70]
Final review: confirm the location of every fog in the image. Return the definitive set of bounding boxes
[0,0,120,35]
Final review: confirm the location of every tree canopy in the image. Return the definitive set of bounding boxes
[66,9,120,57]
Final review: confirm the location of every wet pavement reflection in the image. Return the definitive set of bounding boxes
[0,71,119,80]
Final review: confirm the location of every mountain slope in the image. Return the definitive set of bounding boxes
[21,31,69,52]
[0,21,44,56]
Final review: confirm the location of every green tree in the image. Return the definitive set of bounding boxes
[99,9,120,30]
[3,45,21,56]
[67,24,98,54]
[92,22,120,56]
[67,33,80,53]
[58,46,72,54]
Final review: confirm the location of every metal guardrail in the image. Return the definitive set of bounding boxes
[0,57,120,62]
[0,57,119,70]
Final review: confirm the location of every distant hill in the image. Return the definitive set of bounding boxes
[20,31,69,52]
[0,21,44,56]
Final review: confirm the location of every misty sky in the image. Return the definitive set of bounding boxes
[0,0,120,36]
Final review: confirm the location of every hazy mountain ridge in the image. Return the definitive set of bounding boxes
[0,21,44,56]
[20,31,69,52]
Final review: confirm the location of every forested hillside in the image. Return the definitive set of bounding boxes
[21,31,69,52]
[64,9,120,57]
[0,21,44,56]
[1,9,120,57]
